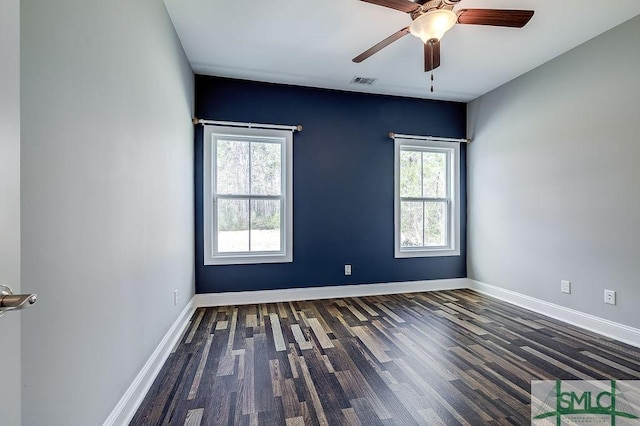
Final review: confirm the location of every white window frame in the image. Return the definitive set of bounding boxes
[394,138,460,258]
[203,125,293,265]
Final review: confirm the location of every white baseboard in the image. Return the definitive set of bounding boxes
[103,299,196,426]
[469,279,640,348]
[195,278,469,307]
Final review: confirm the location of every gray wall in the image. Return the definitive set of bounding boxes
[467,15,640,328]
[0,0,22,424]
[20,0,194,424]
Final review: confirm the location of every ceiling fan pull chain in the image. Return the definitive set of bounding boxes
[430,44,434,92]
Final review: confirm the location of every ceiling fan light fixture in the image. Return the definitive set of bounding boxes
[409,9,457,43]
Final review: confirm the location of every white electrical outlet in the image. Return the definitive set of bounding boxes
[604,289,616,305]
[174,289,178,306]
[561,280,571,294]
[345,264,352,276]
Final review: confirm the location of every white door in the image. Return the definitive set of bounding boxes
[0,0,22,424]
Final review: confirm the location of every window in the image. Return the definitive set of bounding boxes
[394,138,460,257]
[203,125,293,265]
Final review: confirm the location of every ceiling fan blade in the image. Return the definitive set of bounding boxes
[352,27,410,63]
[424,40,440,72]
[359,0,420,14]
[457,9,534,28]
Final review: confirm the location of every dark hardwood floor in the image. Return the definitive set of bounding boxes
[131,289,640,425]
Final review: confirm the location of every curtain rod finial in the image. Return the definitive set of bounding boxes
[296,125,303,132]
[389,132,396,139]
[192,117,200,125]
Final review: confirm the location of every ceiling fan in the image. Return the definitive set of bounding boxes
[353,0,534,72]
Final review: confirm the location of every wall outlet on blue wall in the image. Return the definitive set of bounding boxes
[345,265,352,276]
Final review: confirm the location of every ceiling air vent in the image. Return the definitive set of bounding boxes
[350,76,377,85]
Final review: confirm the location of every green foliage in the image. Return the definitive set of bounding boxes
[217,200,280,232]
[217,199,248,232]
[252,212,280,230]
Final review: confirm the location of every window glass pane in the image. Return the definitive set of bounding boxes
[400,150,421,198]
[251,142,281,196]
[216,139,249,195]
[425,201,447,246]
[250,199,280,252]
[217,199,249,252]
[400,201,424,247]
[422,151,447,198]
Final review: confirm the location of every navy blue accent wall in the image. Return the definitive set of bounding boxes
[195,76,466,293]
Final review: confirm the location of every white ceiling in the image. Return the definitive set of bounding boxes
[164,0,640,102]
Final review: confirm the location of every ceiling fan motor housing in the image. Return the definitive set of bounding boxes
[411,0,459,21]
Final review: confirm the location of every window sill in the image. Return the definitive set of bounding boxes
[204,253,292,266]
[395,248,460,258]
